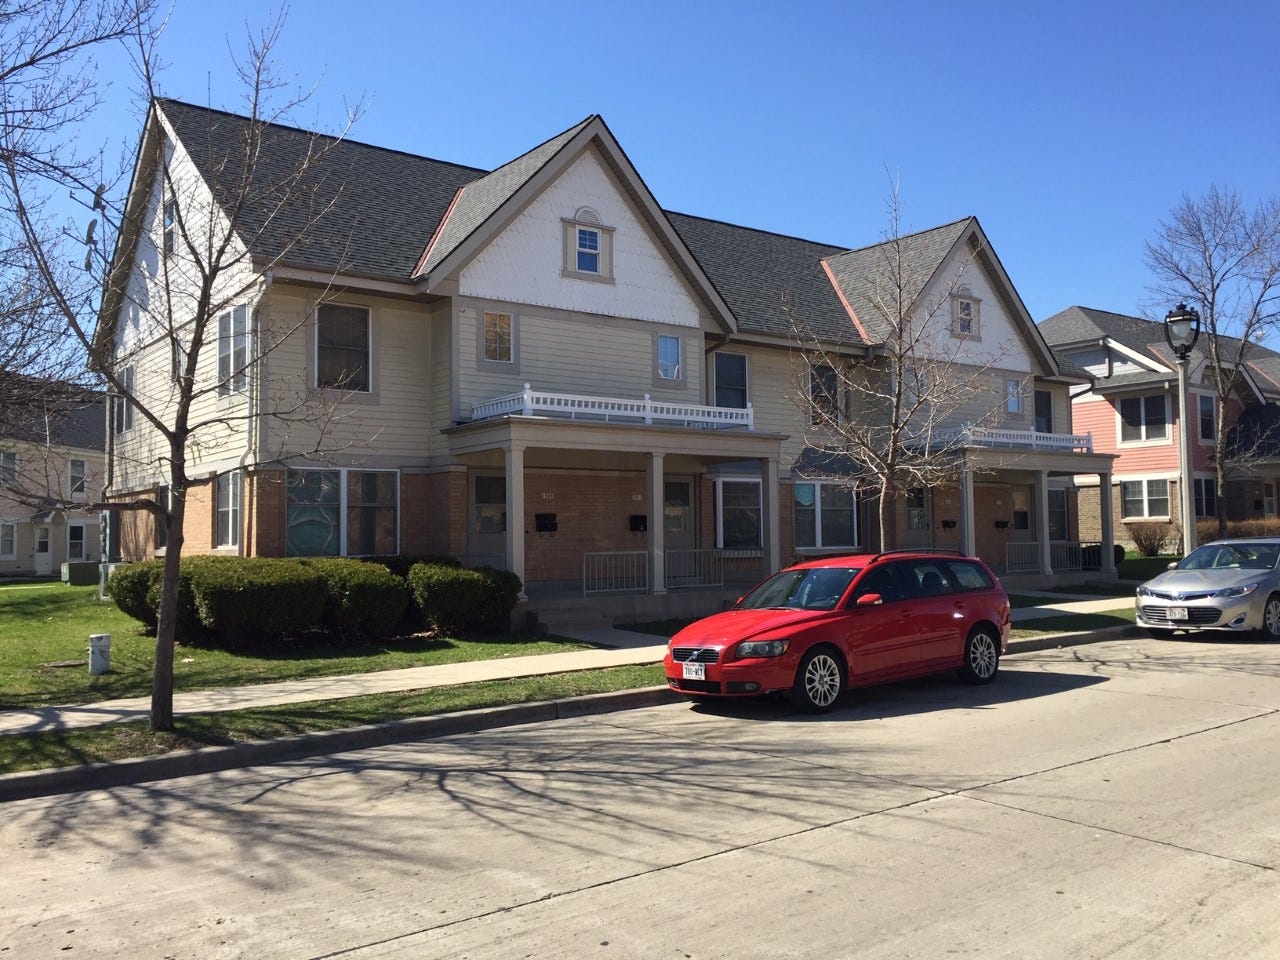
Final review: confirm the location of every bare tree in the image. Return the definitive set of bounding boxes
[790,194,1016,550]
[4,7,363,729]
[1145,186,1280,538]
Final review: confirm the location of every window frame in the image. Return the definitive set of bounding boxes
[67,523,85,560]
[810,363,840,425]
[112,366,134,435]
[162,196,176,257]
[69,458,86,499]
[1193,477,1218,518]
[656,334,683,382]
[285,467,400,557]
[1121,478,1171,520]
[715,477,762,550]
[315,302,372,393]
[793,480,860,551]
[481,310,515,366]
[1117,394,1169,444]
[713,352,748,409]
[0,521,15,558]
[950,291,981,340]
[1034,389,1054,433]
[215,471,242,549]
[217,305,250,396]
[0,450,16,486]
[560,216,615,283]
[1005,378,1024,415]
[1197,393,1216,442]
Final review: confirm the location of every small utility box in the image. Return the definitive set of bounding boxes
[89,634,111,675]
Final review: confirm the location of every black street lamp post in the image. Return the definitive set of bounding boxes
[1164,304,1201,556]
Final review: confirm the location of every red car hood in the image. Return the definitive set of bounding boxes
[671,608,827,648]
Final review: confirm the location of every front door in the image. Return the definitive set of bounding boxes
[904,488,931,547]
[34,526,52,575]
[663,479,698,584]
[468,473,507,568]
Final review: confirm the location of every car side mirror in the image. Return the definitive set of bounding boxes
[855,593,883,607]
[1167,561,1178,570]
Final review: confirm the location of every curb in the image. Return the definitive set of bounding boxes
[0,626,1142,804]
[0,686,682,804]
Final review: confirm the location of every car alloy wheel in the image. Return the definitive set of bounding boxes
[959,627,999,684]
[792,647,843,713]
[1263,595,1280,641]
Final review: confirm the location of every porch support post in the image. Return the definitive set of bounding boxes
[958,467,977,557]
[1036,469,1053,575]
[761,456,780,575]
[648,452,666,595]
[504,443,527,600]
[1100,470,1116,575]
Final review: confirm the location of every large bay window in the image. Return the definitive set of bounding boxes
[793,482,858,549]
[286,468,398,556]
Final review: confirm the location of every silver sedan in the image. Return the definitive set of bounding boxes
[1135,538,1280,639]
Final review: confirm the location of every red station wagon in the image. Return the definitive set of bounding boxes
[663,550,1011,712]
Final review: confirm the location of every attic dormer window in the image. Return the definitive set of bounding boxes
[562,211,615,284]
[950,289,981,340]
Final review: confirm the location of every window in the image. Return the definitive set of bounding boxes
[1012,489,1030,530]
[714,353,748,409]
[1122,479,1170,518]
[576,227,600,274]
[481,311,513,363]
[218,305,249,396]
[0,522,14,557]
[216,472,241,548]
[67,524,85,560]
[1034,390,1053,433]
[951,291,981,338]
[163,197,176,256]
[717,478,761,549]
[286,469,398,556]
[561,213,614,281]
[944,560,995,592]
[1005,378,1023,414]
[112,367,134,434]
[474,475,506,535]
[316,303,370,392]
[1198,394,1215,441]
[1048,488,1068,541]
[0,451,15,485]
[1194,477,1218,518]
[810,364,839,424]
[657,335,682,381]
[1119,394,1167,442]
[69,459,86,498]
[794,482,858,549]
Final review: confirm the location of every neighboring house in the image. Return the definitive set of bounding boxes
[1040,306,1280,548]
[99,100,1117,624]
[0,391,106,577]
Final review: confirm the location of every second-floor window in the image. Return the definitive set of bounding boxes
[810,364,839,424]
[1119,394,1167,442]
[0,450,16,486]
[484,312,513,363]
[162,197,176,257]
[1005,378,1023,414]
[561,210,614,282]
[218,305,249,396]
[658,335,682,381]
[1198,394,1216,441]
[714,352,748,408]
[1121,478,1170,519]
[316,304,370,392]
[576,227,600,274]
[69,459,86,497]
[1034,389,1053,433]
[112,367,134,434]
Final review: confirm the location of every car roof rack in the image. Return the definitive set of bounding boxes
[870,547,967,561]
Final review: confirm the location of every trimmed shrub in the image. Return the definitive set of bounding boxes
[408,562,523,635]
[301,557,409,640]
[109,560,163,628]
[1197,517,1280,543]
[186,557,326,645]
[364,554,459,579]
[1130,521,1175,557]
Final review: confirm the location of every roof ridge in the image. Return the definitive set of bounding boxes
[472,114,597,181]
[826,216,974,260]
[664,209,849,252]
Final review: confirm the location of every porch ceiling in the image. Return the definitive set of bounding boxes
[443,415,787,470]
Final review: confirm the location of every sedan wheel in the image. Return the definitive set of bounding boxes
[791,648,844,713]
[959,627,1000,684]
[1262,595,1280,641]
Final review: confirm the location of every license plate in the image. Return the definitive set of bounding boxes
[1167,606,1188,621]
[682,662,705,681]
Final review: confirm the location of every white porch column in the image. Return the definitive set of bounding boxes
[1100,470,1116,576]
[958,468,977,557]
[504,443,527,600]
[761,457,780,575]
[648,452,666,595]
[1036,470,1053,575]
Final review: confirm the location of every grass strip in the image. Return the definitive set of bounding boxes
[1010,608,1135,639]
[0,664,667,775]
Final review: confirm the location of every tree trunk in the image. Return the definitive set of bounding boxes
[150,494,185,731]
[878,481,898,552]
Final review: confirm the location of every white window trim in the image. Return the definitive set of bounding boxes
[560,217,616,284]
[215,471,242,551]
[478,309,519,371]
[714,476,762,551]
[113,367,135,434]
[1005,378,1024,415]
[217,305,250,397]
[1115,393,1172,447]
[656,334,684,383]
[951,291,982,340]
[0,520,16,558]
[1120,477,1171,521]
[1196,392,1216,444]
[287,467,400,557]
[1193,476,1218,518]
[67,523,86,561]
[0,451,16,486]
[793,480,860,551]
[314,302,373,394]
[69,458,87,500]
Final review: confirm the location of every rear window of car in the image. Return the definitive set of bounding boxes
[944,560,995,591]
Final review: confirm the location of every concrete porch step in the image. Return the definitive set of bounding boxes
[529,603,614,634]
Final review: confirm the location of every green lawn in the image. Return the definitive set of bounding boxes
[0,583,590,709]
[1118,555,1179,581]
[1010,608,1135,639]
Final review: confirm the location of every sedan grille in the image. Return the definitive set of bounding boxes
[669,678,721,694]
[671,647,720,664]
[1146,590,1216,602]
[1139,605,1223,626]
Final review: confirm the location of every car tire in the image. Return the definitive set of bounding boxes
[1144,628,1174,639]
[790,646,845,713]
[1260,594,1280,641]
[958,626,1000,684]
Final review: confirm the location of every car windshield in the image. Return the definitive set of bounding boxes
[737,567,860,611]
[1176,543,1280,571]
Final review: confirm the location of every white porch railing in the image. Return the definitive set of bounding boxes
[583,549,767,595]
[474,383,754,431]
[930,424,1093,453]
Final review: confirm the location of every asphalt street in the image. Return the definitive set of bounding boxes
[3,635,1279,959]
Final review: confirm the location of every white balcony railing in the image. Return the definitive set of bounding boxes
[473,383,754,431]
[929,424,1093,453]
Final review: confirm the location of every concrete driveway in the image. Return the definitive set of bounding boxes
[2,635,1278,958]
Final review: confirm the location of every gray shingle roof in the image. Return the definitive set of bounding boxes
[823,219,972,343]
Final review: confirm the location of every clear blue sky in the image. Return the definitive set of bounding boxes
[85,0,1279,325]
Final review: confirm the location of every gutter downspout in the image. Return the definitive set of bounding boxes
[239,270,272,556]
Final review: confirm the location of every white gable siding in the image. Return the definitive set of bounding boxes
[917,257,1033,373]
[458,149,701,327]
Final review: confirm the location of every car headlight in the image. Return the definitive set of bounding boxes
[1136,585,1153,598]
[735,639,790,659]
[1213,582,1259,599]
